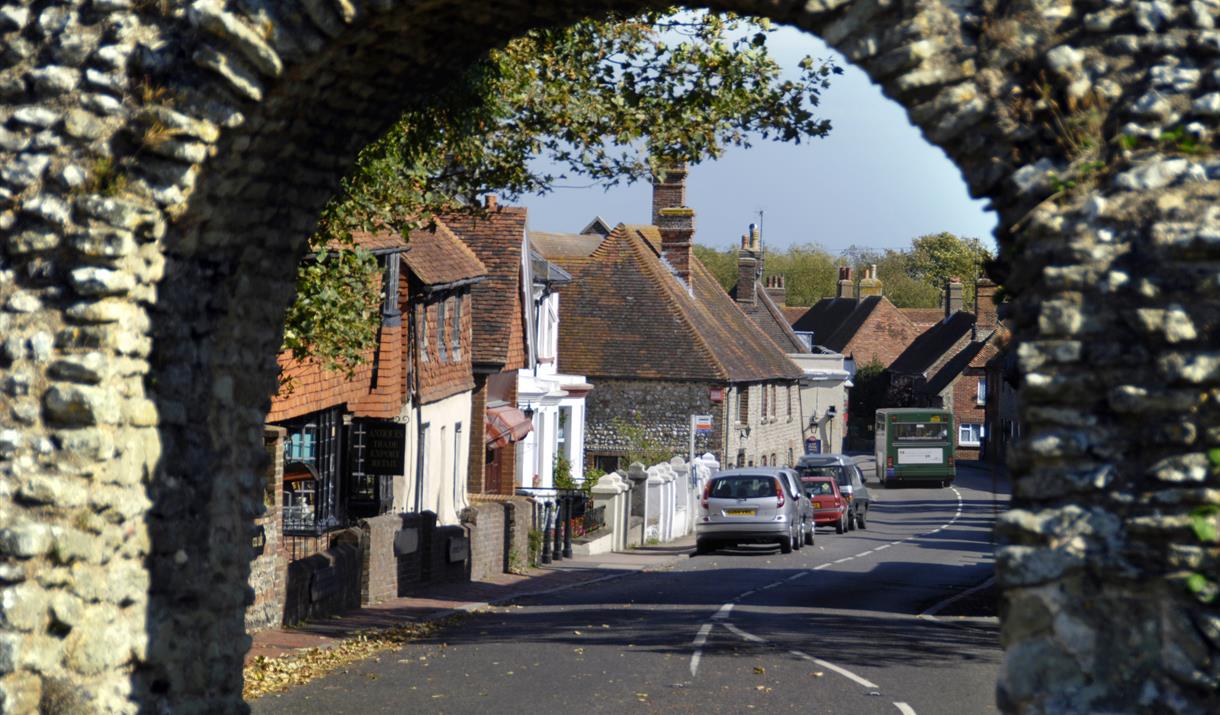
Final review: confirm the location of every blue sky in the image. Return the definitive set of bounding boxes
[521,25,997,255]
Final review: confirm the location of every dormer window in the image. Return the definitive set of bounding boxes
[438,298,448,363]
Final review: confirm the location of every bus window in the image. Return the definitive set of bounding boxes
[893,422,949,442]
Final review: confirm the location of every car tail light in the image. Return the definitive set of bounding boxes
[701,480,712,510]
[774,478,785,508]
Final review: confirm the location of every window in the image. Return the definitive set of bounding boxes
[453,423,463,506]
[738,387,749,424]
[281,408,342,535]
[787,447,794,466]
[894,423,949,442]
[760,385,768,420]
[557,406,571,460]
[451,294,462,360]
[418,304,429,362]
[771,453,777,467]
[760,455,767,466]
[437,299,448,362]
[976,377,987,405]
[959,423,983,446]
[786,385,792,420]
[771,386,777,418]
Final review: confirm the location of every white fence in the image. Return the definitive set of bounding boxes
[590,453,719,551]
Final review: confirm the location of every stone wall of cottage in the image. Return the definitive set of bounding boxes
[245,427,286,633]
[0,1,1218,713]
[583,378,721,465]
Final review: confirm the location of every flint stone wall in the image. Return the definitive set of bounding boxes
[0,1,1217,713]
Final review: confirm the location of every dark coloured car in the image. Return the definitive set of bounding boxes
[796,454,871,530]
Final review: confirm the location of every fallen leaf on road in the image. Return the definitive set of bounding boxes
[812,672,824,678]
[753,666,765,675]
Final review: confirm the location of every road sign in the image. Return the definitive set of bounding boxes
[693,414,714,435]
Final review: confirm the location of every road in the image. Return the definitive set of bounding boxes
[253,461,1007,714]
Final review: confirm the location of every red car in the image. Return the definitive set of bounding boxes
[802,477,851,534]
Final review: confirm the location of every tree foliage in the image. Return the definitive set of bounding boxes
[905,232,993,308]
[288,10,841,373]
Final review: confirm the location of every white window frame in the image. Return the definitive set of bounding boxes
[437,298,448,363]
[959,423,983,447]
[976,377,987,405]
[418,304,429,362]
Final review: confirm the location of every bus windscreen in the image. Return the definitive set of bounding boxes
[893,423,948,442]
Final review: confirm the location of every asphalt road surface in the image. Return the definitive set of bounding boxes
[253,460,1007,715]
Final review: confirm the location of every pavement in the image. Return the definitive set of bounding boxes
[246,536,696,664]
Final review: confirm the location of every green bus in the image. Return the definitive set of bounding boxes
[874,408,956,487]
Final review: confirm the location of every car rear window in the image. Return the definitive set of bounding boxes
[799,465,845,480]
[803,480,835,496]
[710,477,777,499]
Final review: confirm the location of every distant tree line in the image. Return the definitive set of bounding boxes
[695,232,993,309]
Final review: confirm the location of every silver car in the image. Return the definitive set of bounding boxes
[695,468,811,555]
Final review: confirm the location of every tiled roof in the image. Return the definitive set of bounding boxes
[542,224,803,383]
[530,231,604,258]
[730,282,809,354]
[441,207,528,367]
[332,228,408,253]
[889,311,976,375]
[790,297,883,352]
[781,305,808,324]
[403,219,487,287]
[901,308,945,328]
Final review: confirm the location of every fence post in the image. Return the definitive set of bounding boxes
[562,495,573,559]
[670,458,690,537]
[541,501,553,564]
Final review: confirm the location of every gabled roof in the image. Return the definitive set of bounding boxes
[888,311,976,375]
[402,219,487,287]
[441,207,528,366]
[790,297,883,352]
[729,282,810,354]
[781,305,808,324]
[336,228,409,254]
[580,216,613,237]
[540,224,802,383]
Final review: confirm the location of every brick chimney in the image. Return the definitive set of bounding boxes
[736,223,763,305]
[651,164,687,225]
[484,194,497,210]
[944,276,963,318]
[836,266,855,299]
[975,278,998,332]
[657,207,695,286]
[858,264,882,297]
[764,275,787,305]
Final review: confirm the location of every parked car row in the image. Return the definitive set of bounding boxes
[693,455,871,555]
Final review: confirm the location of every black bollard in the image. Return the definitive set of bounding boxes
[541,501,552,564]
[552,497,563,560]
[562,495,574,558]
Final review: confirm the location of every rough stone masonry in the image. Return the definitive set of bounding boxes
[0,0,1217,712]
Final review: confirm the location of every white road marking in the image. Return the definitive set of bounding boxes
[894,702,918,715]
[690,623,713,677]
[723,622,765,643]
[761,582,779,590]
[833,557,852,564]
[790,649,879,689]
[813,563,831,570]
[712,603,734,620]
[874,544,890,551]
[786,571,807,581]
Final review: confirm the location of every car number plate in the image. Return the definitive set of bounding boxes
[724,509,755,516]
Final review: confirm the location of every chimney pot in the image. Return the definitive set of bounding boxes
[836,266,855,299]
[484,194,497,210]
[945,277,964,317]
[859,264,883,297]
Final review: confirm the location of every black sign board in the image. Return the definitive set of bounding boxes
[361,421,406,476]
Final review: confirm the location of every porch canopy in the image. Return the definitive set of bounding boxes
[485,404,532,448]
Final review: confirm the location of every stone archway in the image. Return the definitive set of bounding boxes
[1,1,1216,712]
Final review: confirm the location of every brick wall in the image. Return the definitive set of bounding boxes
[246,428,287,632]
[463,497,531,579]
[842,299,922,368]
[359,513,401,605]
[282,529,363,626]
[951,368,987,460]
